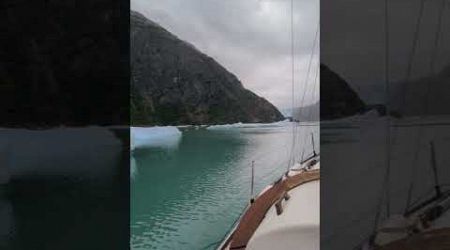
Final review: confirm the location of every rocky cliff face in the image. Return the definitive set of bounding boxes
[320,64,366,120]
[0,1,128,127]
[131,11,284,125]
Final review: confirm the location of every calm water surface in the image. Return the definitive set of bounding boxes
[131,122,318,250]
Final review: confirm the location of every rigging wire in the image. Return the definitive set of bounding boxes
[384,0,392,219]
[287,0,296,170]
[291,0,295,117]
[299,21,320,152]
[365,0,448,246]
[372,0,391,238]
[298,22,320,120]
[353,2,449,248]
[404,0,446,212]
[399,0,426,213]
[299,64,320,157]
[287,19,320,170]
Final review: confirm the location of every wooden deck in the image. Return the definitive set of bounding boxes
[376,228,450,250]
[223,168,320,250]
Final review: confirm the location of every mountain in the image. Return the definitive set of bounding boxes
[390,65,450,117]
[320,64,366,120]
[130,11,284,125]
[0,1,128,127]
[292,102,319,121]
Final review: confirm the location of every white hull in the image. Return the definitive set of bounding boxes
[219,156,320,250]
[247,179,319,250]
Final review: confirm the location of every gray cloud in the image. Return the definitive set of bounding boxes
[322,0,450,104]
[131,0,319,109]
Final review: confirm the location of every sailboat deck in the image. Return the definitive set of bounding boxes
[376,228,450,250]
[222,168,320,249]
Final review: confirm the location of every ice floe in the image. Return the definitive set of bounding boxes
[0,127,123,179]
[206,120,292,130]
[131,126,182,150]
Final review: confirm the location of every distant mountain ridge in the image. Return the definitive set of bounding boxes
[130,11,284,125]
[390,65,450,116]
[320,64,366,120]
[292,102,319,121]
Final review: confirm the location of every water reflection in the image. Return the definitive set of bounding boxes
[0,197,14,249]
[131,123,318,249]
[0,127,129,250]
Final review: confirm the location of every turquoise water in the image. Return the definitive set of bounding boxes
[131,123,318,250]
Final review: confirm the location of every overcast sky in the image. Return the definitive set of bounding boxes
[131,0,319,110]
[322,0,450,104]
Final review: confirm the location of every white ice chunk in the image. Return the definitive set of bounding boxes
[0,142,10,185]
[130,157,137,180]
[130,126,182,150]
[0,127,122,179]
[206,120,291,130]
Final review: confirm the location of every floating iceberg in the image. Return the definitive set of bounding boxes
[130,126,182,150]
[0,127,123,179]
[206,120,291,130]
[0,142,10,185]
[130,157,137,180]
